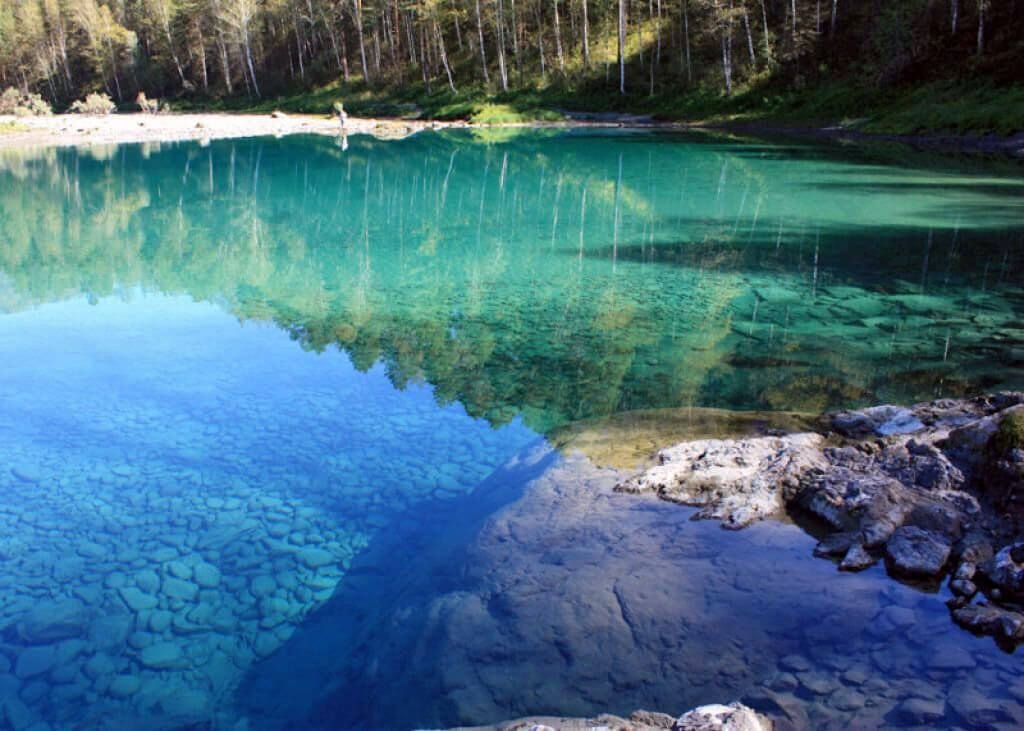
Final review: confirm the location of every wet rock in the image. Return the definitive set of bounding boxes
[839,544,876,572]
[948,680,1014,725]
[14,647,56,679]
[673,702,771,731]
[16,600,89,644]
[296,547,334,568]
[812,533,856,558]
[949,579,977,598]
[139,642,186,669]
[162,577,198,601]
[193,562,221,588]
[983,543,1024,599]
[891,697,945,724]
[884,526,951,578]
[926,644,976,671]
[617,433,827,528]
[951,603,1024,641]
[828,688,865,712]
[108,675,140,698]
[796,671,838,696]
[119,587,158,612]
[777,655,812,673]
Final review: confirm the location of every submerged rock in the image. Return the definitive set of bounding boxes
[16,599,90,644]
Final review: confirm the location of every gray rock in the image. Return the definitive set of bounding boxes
[149,610,173,633]
[193,562,221,588]
[840,544,876,572]
[296,547,335,569]
[885,526,951,577]
[892,697,945,724]
[951,603,1024,641]
[948,680,1014,726]
[107,675,140,698]
[139,642,186,669]
[162,577,198,601]
[673,703,771,731]
[135,570,160,594]
[16,600,89,644]
[118,587,158,612]
[926,645,976,671]
[829,688,865,711]
[14,647,56,679]
[617,433,828,528]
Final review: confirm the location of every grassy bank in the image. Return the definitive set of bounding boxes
[171,76,1024,137]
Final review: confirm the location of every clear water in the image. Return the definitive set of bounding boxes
[0,131,1022,730]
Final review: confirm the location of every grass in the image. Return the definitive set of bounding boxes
[0,121,28,135]
[170,72,1024,138]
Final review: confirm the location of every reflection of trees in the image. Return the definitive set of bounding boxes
[1,133,1021,431]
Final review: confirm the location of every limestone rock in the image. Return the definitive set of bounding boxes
[139,642,186,670]
[617,434,827,528]
[673,702,772,731]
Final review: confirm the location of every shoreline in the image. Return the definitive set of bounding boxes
[3,111,1022,157]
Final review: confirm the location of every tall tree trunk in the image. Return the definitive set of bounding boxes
[475,0,491,83]
[760,0,772,65]
[951,0,959,32]
[495,0,509,90]
[683,0,692,83]
[434,18,456,91]
[618,0,626,95]
[553,0,566,74]
[743,8,755,67]
[581,0,590,67]
[355,0,371,82]
[976,0,984,54]
[195,20,209,90]
[830,0,838,35]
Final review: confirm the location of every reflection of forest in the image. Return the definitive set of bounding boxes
[1,133,1022,432]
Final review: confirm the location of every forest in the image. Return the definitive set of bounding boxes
[0,0,1022,125]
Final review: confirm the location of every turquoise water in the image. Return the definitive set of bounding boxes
[0,131,1022,729]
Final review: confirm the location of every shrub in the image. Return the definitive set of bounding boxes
[70,92,116,115]
[136,91,160,113]
[0,87,52,116]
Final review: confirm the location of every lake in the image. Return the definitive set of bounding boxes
[0,130,1022,730]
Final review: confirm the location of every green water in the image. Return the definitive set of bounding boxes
[0,130,1022,729]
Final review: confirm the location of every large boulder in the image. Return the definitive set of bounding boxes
[15,599,90,644]
[674,703,772,731]
[884,526,951,578]
[617,434,827,528]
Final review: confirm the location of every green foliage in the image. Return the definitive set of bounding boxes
[0,87,52,116]
[990,410,1024,458]
[70,92,117,115]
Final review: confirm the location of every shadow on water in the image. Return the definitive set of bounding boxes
[235,446,1024,731]
[235,441,556,729]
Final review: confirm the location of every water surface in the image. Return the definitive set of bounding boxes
[0,130,1022,729]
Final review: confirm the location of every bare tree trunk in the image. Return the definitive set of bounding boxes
[976,0,984,54]
[195,20,209,90]
[553,0,566,74]
[495,0,509,90]
[951,0,959,32]
[683,0,692,83]
[217,29,233,93]
[511,0,522,81]
[742,8,755,66]
[581,0,591,67]
[355,0,371,82]
[618,0,626,94]
[475,0,491,83]
[760,0,772,65]
[830,0,838,35]
[435,18,456,91]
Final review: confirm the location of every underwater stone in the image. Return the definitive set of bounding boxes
[161,577,198,601]
[250,575,277,597]
[166,561,192,580]
[885,527,951,578]
[14,647,56,680]
[149,610,173,633]
[296,547,334,568]
[139,642,186,669]
[108,675,141,698]
[193,562,220,588]
[253,633,278,658]
[135,570,160,593]
[119,587,158,612]
[10,466,41,484]
[16,600,89,644]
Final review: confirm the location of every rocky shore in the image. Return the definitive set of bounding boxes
[618,392,1024,646]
